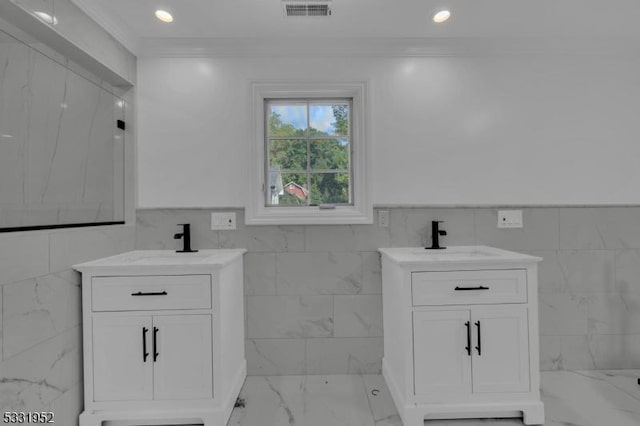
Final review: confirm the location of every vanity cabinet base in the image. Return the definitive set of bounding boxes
[79,362,245,426]
[384,361,544,426]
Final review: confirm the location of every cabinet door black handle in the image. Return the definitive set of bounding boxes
[131,291,168,296]
[454,286,489,291]
[475,321,482,356]
[464,321,471,356]
[153,327,159,362]
[142,327,149,362]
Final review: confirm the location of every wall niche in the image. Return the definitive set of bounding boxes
[0,28,125,231]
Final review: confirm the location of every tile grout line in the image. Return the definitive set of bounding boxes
[0,324,81,365]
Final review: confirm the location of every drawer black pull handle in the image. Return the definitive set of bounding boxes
[464,321,471,356]
[475,321,482,356]
[454,286,489,291]
[142,327,149,362]
[131,291,168,296]
[153,327,159,362]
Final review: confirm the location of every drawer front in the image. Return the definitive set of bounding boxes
[411,270,527,306]
[92,275,212,311]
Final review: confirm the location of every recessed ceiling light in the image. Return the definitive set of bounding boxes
[34,11,58,25]
[155,9,174,23]
[433,10,451,23]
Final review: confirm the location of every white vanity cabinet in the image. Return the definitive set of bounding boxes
[379,247,544,426]
[74,250,246,426]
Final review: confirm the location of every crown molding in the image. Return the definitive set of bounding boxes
[137,36,640,58]
[71,0,140,54]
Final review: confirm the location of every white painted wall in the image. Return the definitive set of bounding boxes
[137,51,640,207]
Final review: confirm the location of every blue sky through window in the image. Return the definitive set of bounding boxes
[271,104,339,134]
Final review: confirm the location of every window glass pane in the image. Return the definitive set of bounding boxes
[268,104,307,136]
[310,138,349,170]
[310,173,350,204]
[267,170,309,206]
[272,172,309,205]
[265,99,352,208]
[269,139,307,170]
[310,103,349,136]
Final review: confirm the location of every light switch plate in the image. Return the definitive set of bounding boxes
[211,212,237,230]
[497,210,523,228]
[378,210,389,227]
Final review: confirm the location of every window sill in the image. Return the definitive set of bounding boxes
[245,205,373,225]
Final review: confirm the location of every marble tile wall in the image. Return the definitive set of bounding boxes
[136,206,640,375]
[0,225,135,421]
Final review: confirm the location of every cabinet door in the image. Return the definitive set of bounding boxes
[413,310,472,399]
[152,315,213,400]
[471,307,530,393]
[92,316,153,401]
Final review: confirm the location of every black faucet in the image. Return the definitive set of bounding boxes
[174,224,198,253]
[426,220,447,250]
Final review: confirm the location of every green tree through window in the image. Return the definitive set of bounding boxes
[266,100,352,206]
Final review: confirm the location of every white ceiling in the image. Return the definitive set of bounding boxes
[72,0,640,54]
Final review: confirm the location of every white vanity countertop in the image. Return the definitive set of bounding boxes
[73,249,247,274]
[379,245,541,266]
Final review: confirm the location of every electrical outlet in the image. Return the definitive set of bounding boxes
[497,210,523,229]
[211,212,236,230]
[378,210,389,227]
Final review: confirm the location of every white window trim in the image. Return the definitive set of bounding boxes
[247,81,372,225]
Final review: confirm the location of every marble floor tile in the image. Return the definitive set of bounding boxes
[361,374,402,426]
[224,370,640,426]
[541,370,640,426]
[228,375,375,426]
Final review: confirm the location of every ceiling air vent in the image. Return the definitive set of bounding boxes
[282,0,332,17]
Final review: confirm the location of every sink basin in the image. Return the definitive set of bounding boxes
[121,250,219,265]
[379,246,541,265]
[74,249,247,271]
[410,246,500,259]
